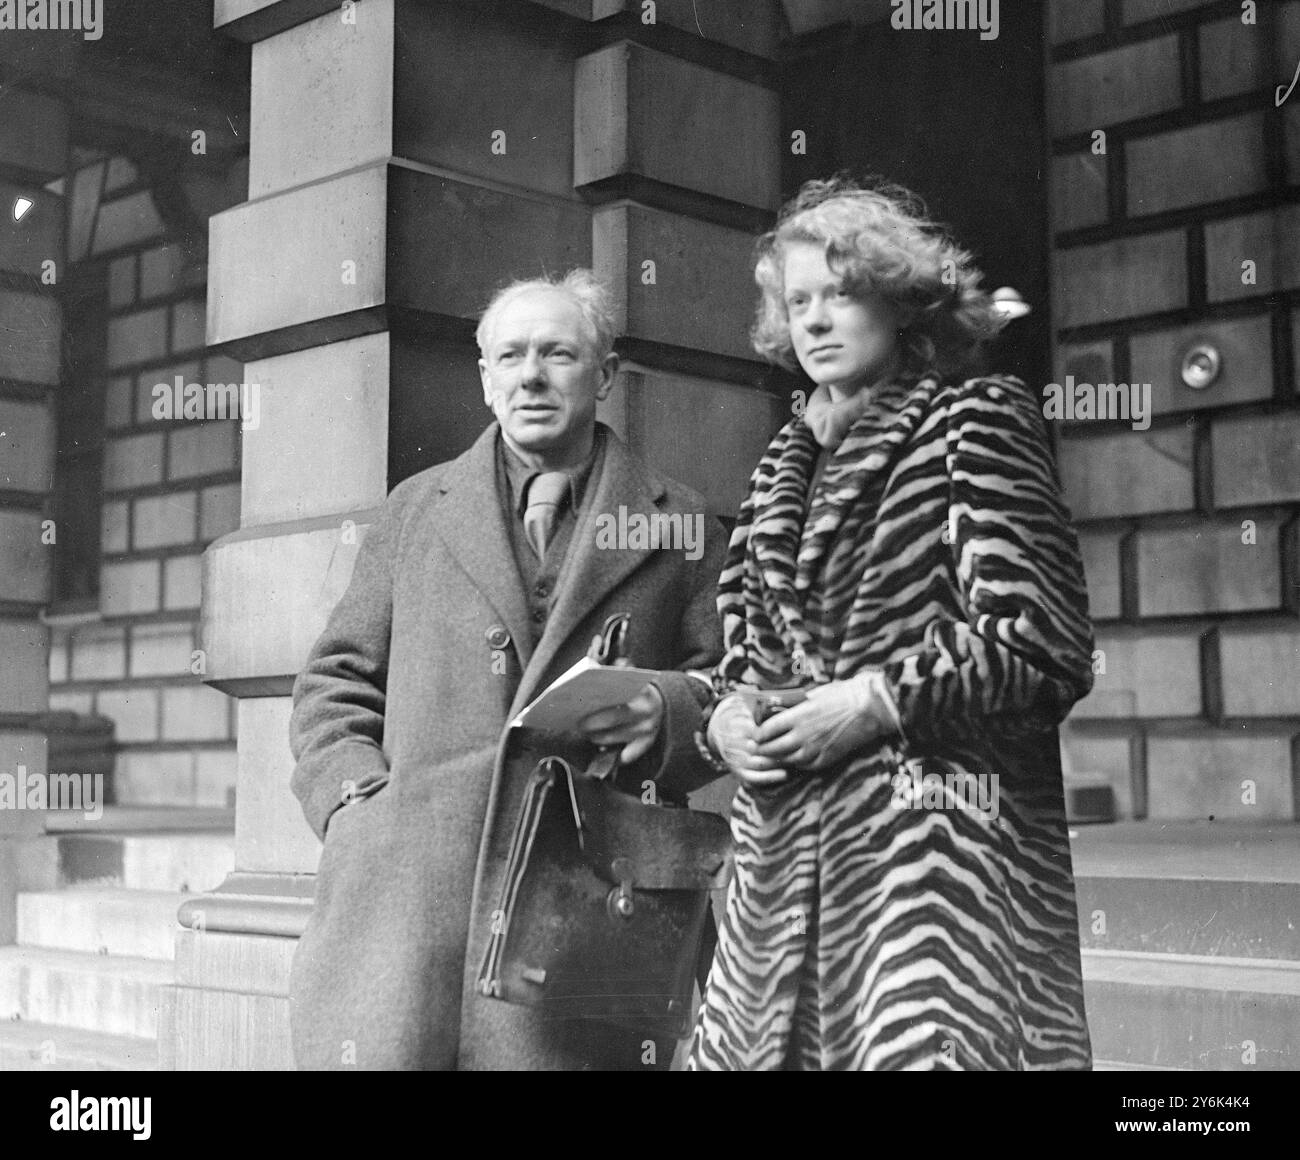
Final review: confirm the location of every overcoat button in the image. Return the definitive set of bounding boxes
[485,624,510,650]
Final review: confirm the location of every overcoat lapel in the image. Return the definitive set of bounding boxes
[510,427,667,716]
[739,375,940,681]
[428,423,534,673]
[796,375,938,594]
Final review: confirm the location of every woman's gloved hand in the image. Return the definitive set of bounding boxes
[755,671,897,771]
[707,694,789,786]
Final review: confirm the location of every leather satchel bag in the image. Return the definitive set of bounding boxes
[477,753,732,1040]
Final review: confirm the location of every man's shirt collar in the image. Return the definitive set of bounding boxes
[499,427,604,518]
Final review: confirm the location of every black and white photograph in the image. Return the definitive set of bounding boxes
[0,0,1295,1117]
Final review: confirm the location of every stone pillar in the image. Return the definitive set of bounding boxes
[168,0,782,1068]
[0,32,72,942]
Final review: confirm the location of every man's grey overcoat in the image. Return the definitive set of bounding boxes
[288,421,728,1070]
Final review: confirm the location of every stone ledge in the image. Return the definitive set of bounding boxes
[1071,821,1300,882]
[1084,947,1300,996]
[43,806,235,834]
[575,40,779,211]
[214,0,344,42]
[207,163,388,358]
[178,872,315,939]
[210,164,590,363]
[593,200,759,362]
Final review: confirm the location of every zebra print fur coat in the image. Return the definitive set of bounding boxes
[687,371,1094,1071]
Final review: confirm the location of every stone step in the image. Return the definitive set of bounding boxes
[0,946,171,1039]
[17,888,189,961]
[57,832,234,893]
[1070,821,1300,882]
[0,1019,158,1071]
[45,806,235,834]
[1071,822,1300,959]
[1076,876,1299,959]
[1093,1058,1192,1072]
[1082,948,1300,1071]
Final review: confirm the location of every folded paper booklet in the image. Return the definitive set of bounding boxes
[509,656,660,733]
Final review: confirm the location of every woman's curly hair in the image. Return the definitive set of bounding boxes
[752,175,1005,380]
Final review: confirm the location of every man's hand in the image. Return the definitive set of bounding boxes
[755,673,891,771]
[577,683,665,765]
[708,694,788,787]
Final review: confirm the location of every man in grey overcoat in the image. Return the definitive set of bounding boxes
[287,269,729,1070]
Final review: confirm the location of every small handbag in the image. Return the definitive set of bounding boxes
[477,755,733,1040]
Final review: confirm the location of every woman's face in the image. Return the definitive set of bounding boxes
[782,242,905,398]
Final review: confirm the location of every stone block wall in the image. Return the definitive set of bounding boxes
[46,163,243,809]
[1047,0,1300,820]
[0,29,75,941]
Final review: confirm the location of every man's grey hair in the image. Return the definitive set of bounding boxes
[476,269,618,361]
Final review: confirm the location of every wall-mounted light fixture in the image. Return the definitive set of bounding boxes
[12,196,34,222]
[1180,343,1221,391]
[990,286,1031,322]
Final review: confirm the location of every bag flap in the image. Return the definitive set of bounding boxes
[573,776,732,891]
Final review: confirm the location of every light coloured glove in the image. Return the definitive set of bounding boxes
[707,693,788,786]
[755,671,897,771]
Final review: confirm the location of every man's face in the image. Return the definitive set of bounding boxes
[479,289,616,467]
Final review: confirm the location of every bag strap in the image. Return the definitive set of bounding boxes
[695,903,718,995]
[585,613,632,784]
[477,756,573,996]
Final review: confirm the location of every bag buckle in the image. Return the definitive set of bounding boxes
[606,856,635,920]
